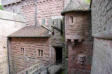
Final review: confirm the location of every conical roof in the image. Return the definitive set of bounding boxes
[62,0,90,15]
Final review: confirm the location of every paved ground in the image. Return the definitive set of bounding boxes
[48,64,62,74]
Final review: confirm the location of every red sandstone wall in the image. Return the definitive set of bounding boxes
[21,1,35,25]
[65,12,90,40]
[10,37,50,74]
[3,0,64,26]
[21,0,64,26]
[65,12,92,74]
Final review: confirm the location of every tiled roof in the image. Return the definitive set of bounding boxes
[61,0,90,15]
[9,26,50,37]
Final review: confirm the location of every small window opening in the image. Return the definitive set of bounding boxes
[70,16,74,23]
[38,49,43,57]
[74,40,79,45]
[41,50,43,56]
[21,48,24,54]
[42,19,45,25]
[52,29,54,35]
[38,50,40,56]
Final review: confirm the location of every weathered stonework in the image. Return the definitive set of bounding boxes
[62,0,92,73]
[9,38,50,74]
[51,19,63,47]
[92,0,112,35]
[66,12,92,74]
[1,0,94,74]
[91,0,112,74]
[65,12,91,40]
[2,0,64,26]
[0,10,26,74]
[91,38,112,74]
[2,0,65,73]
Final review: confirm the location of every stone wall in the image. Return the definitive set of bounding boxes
[51,19,63,47]
[22,0,64,26]
[0,10,26,74]
[3,0,64,26]
[9,37,50,74]
[91,38,112,74]
[91,0,112,74]
[64,12,92,74]
[65,12,91,40]
[92,0,112,34]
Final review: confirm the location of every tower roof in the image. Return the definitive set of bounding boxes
[61,0,90,15]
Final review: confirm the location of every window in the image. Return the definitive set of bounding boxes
[38,49,43,57]
[21,48,24,54]
[70,16,74,23]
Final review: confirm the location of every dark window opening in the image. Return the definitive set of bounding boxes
[38,49,43,57]
[21,48,24,54]
[26,71,28,74]
[70,16,74,23]
[74,39,79,45]
[41,50,43,56]
[52,29,54,35]
[55,47,62,64]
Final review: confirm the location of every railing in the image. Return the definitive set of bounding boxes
[17,60,56,74]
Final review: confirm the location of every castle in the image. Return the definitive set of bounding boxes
[2,0,92,74]
[1,0,112,74]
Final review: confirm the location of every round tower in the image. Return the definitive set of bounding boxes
[62,0,90,44]
[62,0,92,74]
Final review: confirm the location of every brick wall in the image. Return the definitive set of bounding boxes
[9,37,50,74]
[91,0,112,74]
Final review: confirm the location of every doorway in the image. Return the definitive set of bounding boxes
[55,47,62,64]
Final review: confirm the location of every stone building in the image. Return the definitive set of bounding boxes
[1,0,94,74]
[91,0,112,74]
[62,0,92,74]
[2,0,65,74]
[2,0,112,74]
[8,26,51,74]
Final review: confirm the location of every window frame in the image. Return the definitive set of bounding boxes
[38,49,43,57]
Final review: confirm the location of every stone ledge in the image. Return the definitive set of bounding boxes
[93,31,112,39]
[0,10,26,23]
